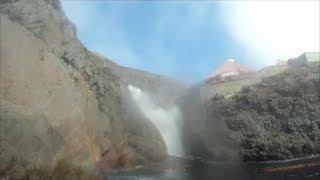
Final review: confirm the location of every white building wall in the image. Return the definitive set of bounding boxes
[305,52,320,62]
[220,71,240,77]
[295,52,319,65]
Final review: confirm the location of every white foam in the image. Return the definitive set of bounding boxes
[128,84,183,156]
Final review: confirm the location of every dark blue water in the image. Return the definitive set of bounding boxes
[106,156,320,180]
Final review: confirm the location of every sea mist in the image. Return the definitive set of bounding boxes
[128,84,183,156]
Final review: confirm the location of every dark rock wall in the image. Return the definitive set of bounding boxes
[181,63,320,162]
[0,0,181,179]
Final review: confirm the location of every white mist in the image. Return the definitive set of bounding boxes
[127,84,183,156]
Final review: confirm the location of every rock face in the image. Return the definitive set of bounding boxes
[92,52,187,107]
[0,0,175,179]
[181,63,320,162]
[201,65,288,100]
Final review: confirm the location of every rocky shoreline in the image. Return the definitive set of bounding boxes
[1,0,319,179]
[106,155,320,180]
[180,62,320,162]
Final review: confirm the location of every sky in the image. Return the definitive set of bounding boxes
[61,0,319,82]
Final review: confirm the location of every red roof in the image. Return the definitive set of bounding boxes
[207,59,253,80]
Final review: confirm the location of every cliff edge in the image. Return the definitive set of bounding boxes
[0,0,184,179]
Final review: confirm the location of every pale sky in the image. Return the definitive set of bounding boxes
[62,0,319,82]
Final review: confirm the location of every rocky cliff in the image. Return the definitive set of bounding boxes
[181,62,320,162]
[92,52,187,107]
[0,0,183,179]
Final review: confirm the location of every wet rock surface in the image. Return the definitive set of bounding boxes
[0,0,183,179]
[1,0,319,179]
[181,63,320,162]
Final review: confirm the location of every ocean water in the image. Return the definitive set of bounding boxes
[106,156,320,180]
[125,84,320,180]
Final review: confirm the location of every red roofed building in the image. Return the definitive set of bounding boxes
[206,59,253,83]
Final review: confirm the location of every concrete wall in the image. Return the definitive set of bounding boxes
[305,52,320,62]
[221,71,240,78]
[295,52,320,65]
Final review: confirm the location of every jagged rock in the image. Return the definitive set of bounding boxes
[91,51,187,108]
[181,63,320,162]
[0,0,178,179]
